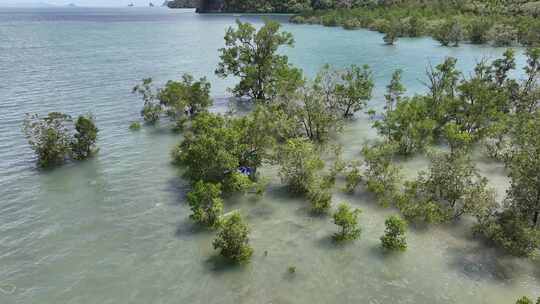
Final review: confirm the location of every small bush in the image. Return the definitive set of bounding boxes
[129,121,141,131]
[380,215,407,251]
[308,185,332,215]
[213,212,253,263]
[332,202,362,242]
[288,266,297,273]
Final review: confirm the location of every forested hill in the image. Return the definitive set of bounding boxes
[165,0,540,15]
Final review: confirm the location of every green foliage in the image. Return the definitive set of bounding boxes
[374,95,436,155]
[516,297,533,304]
[273,64,362,143]
[133,74,213,127]
[187,181,224,228]
[374,69,436,154]
[307,181,333,214]
[361,142,402,207]
[23,112,99,166]
[333,202,362,242]
[468,18,492,44]
[385,69,406,112]
[399,151,496,223]
[478,112,540,256]
[23,112,73,167]
[277,138,324,194]
[165,0,197,9]
[272,64,369,142]
[71,115,98,160]
[344,163,362,193]
[325,145,346,186]
[213,212,253,263]
[382,18,401,45]
[374,51,519,157]
[288,265,297,273]
[220,0,311,13]
[222,172,253,194]
[505,111,540,228]
[216,19,302,103]
[434,18,464,47]
[292,1,540,47]
[334,65,374,118]
[129,121,141,131]
[489,24,517,46]
[474,210,540,257]
[514,296,540,304]
[380,215,408,251]
[158,74,212,123]
[133,78,161,124]
[442,122,473,154]
[172,111,274,191]
[173,113,240,183]
[292,84,341,142]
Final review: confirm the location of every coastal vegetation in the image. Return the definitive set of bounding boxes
[165,0,198,9]
[132,74,212,130]
[212,212,254,263]
[129,121,141,131]
[216,20,302,103]
[380,215,407,251]
[516,296,540,304]
[11,4,540,302]
[332,202,362,242]
[128,17,540,266]
[23,112,98,167]
[290,0,540,47]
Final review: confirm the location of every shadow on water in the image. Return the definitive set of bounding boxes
[174,218,213,238]
[407,221,436,234]
[445,241,523,283]
[316,234,356,250]
[246,203,275,221]
[341,185,389,211]
[165,174,189,206]
[366,245,407,262]
[144,123,182,136]
[203,255,246,275]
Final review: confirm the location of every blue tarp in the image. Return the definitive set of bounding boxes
[238,166,252,176]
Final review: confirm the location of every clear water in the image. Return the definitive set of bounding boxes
[0,7,538,304]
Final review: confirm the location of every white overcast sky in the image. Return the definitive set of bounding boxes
[0,0,164,6]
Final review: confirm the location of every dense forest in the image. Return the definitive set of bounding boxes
[167,0,540,15]
[166,0,313,12]
[292,0,540,46]
[165,0,199,8]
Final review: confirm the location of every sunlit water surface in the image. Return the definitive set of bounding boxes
[0,7,538,304]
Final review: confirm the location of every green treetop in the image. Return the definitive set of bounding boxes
[333,202,362,242]
[213,212,254,263]
[187,181,224,228]
[216,19,302,103]
[380,215,408,251]
[71,114,99,160]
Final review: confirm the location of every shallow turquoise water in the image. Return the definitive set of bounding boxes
[0,7,538,304]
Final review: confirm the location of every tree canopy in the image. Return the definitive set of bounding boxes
[216,19,302,103]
